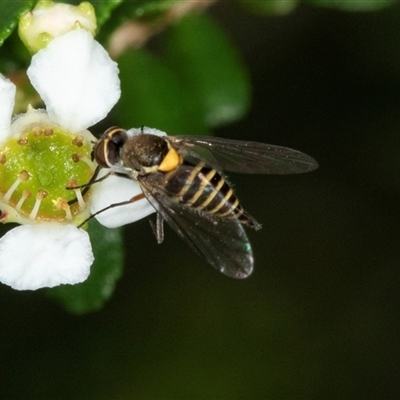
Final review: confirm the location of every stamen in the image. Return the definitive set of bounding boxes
[34,127,42,136]
[71,154,95,168]
[66,179,79,189]
[4,170,30,201]
[17,133,28,145]
[74,188,86,209]
[15,190,31,211]
[52,197,72,220]
[29,189,48,220]
[0,154,6,164]
[64,205,72,220]
[72,135,84,147]
[44,126,54,136]
[66,179,86,209]
[20,170,29,181]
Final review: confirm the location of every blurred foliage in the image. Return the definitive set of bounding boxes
[114,13,250,133]
[115,47,208,133]
[304,0,396,11]
[164,14,250,128]
[239,0,298,15]
[240,0,396,14]
[0,0,34,46]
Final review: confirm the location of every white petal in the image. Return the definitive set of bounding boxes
[27,29,120,132]
[126,126,167,138]
[91,171,155,228]
[0,74,16,143]
[0,223,94,290]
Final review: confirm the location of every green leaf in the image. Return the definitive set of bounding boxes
[96,0,182,43]
[110,0,181,19]
[91,0,123,27]
[164,13,251,128]
[0,0,34,48]
[305,0,396,11]
[238,0,298,15]
[45,220,124,314]
[113,47,207,134]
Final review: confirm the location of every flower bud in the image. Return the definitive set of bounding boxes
[18,1,97,54]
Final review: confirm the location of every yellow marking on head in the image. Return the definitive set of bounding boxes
[158,148,180,172]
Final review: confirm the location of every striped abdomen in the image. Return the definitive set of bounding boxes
[164,161,260,229]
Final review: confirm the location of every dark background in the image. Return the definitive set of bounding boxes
[1,2,400,398]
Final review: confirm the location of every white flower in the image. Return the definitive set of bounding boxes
[27,29,120,133]
[0,223,93,291]
[0,29,120,290]
[90,170,156,229]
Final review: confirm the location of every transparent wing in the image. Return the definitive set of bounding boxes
[138,177,254,279]
[169,135,318,174]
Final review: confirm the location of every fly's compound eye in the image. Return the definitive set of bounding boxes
[94,127,128,168]
[93,138,112,168]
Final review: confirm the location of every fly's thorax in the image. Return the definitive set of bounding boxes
[121,134,179,174]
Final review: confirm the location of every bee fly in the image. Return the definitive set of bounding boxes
[91,126,318,278]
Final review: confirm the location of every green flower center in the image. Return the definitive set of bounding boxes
[0,123,95,223]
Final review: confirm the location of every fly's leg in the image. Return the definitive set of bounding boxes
[149,213,165,244]
[67,169,131,205]
[77,193,146,228]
